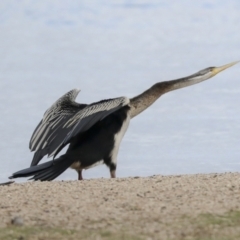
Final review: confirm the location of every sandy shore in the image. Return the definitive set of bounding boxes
[1,172,240,239]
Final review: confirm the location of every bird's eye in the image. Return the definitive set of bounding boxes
[208,67,215,71]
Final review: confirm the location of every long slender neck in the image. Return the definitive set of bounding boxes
[129,73,210,118]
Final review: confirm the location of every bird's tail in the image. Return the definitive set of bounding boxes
[9,154,73,181]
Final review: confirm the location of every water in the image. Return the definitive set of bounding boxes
[0,0,240,182]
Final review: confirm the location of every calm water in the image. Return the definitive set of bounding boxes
[0,1,240,182]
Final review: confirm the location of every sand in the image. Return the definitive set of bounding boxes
[1,172,240,239]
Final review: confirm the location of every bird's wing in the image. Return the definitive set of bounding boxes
[29,89,87,166]
[30,89,129,166]
[52,96,130,158]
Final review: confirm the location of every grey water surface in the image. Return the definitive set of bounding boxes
[0,0,240,182]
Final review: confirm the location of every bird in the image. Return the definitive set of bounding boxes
[9,61,238,181]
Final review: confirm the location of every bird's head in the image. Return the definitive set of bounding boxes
[193,61,239,80]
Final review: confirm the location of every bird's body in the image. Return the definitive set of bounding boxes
[9,61,238,181]
[67,105,130,179]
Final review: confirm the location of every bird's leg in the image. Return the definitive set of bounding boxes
[78,169,83,180]
[110,170,116,178]
[104,157,117,178]
[109,163,117,178]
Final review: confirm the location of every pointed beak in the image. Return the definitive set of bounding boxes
[212,61,239,75]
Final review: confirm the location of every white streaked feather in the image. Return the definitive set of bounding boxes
[31,123,48,149]
[42,139,48,149]
[35,126,51,150]
[45,125,62,143]
[30,89,81,151]
[51,115,64,128]
[31,122,46,144]
[64,97,129,128]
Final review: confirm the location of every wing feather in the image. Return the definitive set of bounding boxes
[30,89,130,168]
[52,97,130,158]
[29,89,86,166]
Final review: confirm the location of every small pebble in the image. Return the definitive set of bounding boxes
[11,216,24,226]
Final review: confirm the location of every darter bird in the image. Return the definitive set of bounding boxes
[9,61,238,181]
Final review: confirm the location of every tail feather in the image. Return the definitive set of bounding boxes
[9,161,53,179]
[31,158,71,181]
[9,154,73,181]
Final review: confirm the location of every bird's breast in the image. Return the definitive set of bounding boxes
[109,110,130,164]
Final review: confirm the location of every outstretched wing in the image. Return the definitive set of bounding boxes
[30,89,130,167]
[29,89,87,166]
[52,96,130,158]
